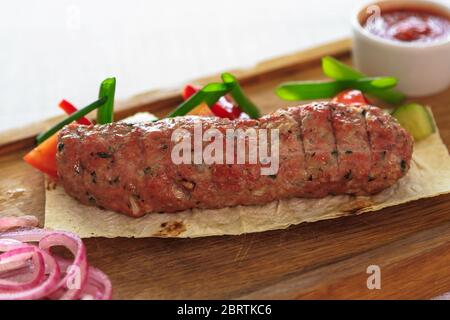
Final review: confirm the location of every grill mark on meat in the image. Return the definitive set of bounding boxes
[57,102,413,216]
[300,103,340,197]
[261,109,306,196]
[330,104,371,194]
[363,106,412,194]
[360,106,375,186]
[141,122,179,213]
[365,107,384,192]
[327,103,341,183]
[58,126,86,201]
[287,106,308,187]
[90,124,147,216]
[76,127,90,205]
[131,127,148,214]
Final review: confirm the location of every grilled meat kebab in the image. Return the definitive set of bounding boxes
[57,102,413,216]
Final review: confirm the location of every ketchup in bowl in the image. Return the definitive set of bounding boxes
[364,9,450,43]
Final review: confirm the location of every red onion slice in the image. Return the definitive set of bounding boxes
[39,233,88,300]
[0,248,60,300]
[80,266,112,300]
[0,228,51,243]
[0,226,112,300]
[0,246,45,290]
[0,245,34,273]
[0,216,39,232]
[0,239,24,252]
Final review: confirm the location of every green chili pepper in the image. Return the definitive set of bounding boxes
[321,56,405,104]
[36,97,107,144]
[221,73,261,119]
[276,77,397,101]
[96,77,116,124]
[168,83,230,117]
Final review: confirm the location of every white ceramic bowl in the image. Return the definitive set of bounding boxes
[352,0,450,97]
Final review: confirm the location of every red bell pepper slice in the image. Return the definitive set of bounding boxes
[23,132,58,178]
[24,99,89,177]
[58,100,92,125]
[332,89,369,105]
[182,84,198,101]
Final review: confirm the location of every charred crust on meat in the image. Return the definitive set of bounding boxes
[57,143,64,152]
[345,150,353,154]
[331,149,338,157]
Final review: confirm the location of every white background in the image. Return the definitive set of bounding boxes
[0,0,447,132]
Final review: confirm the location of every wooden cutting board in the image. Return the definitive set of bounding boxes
[1,39,449,299]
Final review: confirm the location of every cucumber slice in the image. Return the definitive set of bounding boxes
[392,103,435,141]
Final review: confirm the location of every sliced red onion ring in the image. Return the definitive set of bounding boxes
[39,233,88,300]
[0,248,60,300]
[0,227,112,300]
[0,228,51,243]
[81,267,112,300]
[57,259,112,300]
[0,246,45,290]
[0,245,34,273]
[0,216,39,233]
[0,239,24,251]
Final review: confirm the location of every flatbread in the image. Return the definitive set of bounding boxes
[44,111,450,238]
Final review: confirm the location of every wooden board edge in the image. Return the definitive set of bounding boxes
[0,38,351,155]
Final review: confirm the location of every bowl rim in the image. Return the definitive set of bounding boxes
[352,0,450,49]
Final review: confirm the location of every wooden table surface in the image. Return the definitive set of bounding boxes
[0,39,449,299]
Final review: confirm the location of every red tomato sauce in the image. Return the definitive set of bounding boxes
[363,9,450,43]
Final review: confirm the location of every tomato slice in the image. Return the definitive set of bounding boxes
[332,89,369,105]
[23,133,58,178]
